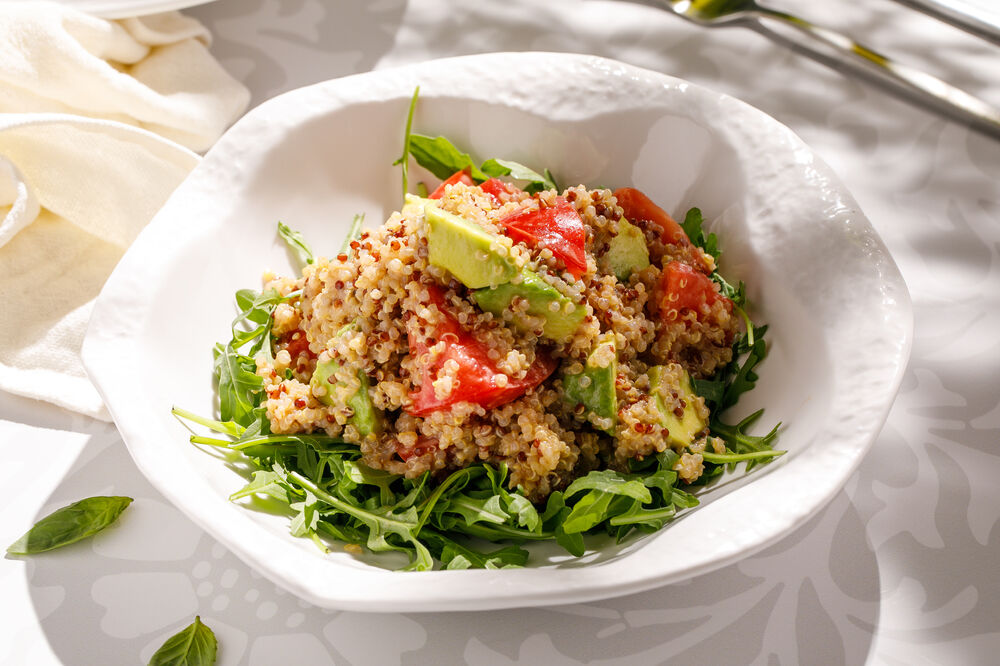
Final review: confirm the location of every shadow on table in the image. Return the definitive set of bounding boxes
[186,0,411,110]
[22,424,879,665]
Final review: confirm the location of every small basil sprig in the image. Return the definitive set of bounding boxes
[148,616,217,666]
[7,496,132,555]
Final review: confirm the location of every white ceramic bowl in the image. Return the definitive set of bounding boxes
[82,52,912,612]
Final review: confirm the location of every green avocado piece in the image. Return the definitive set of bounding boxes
[472,270,586,342]
[424,202,518,289]
[599,219,650,281]
[401,193,430,217]
[309,325,383,437]
[648,364,706,447]
[562,332,618,433]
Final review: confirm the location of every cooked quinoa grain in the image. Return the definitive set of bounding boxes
[257,183,739,500]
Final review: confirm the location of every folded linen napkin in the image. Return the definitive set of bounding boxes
[0,3,249,152]
[0,114,199,420]
[0,5,248,420]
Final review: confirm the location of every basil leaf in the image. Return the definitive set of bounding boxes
[7,496,132,555]
[277,221,314,268]
[148,616,217,666]
[409,134,487,181]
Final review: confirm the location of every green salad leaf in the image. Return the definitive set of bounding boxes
[681,207,719,260]
[148,616,217,666]
[7,496,133,555]
[175,111,785,570]
[396,88,556,195]
[277,221,314,268]
[395,86,420,199]
[340,213,365,254]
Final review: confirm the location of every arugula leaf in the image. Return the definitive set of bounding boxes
[608,503,675,529]
[394,86,420,199]
[288,470,433,571]
[148,616,217,666]
[214,288,288,425]
[694,322,768,414]
[7,496,132,555]
[680,208,719,260]
[289,489,322,539]
[409,135,487,182]
[721,330,767,412]
[502,492,541,532]
[422,529,529,569]
[277,221,314,268]
[563,470,651,504]
[393,87,560,201]
[480,158,557,194]
[555,524,586,557]
[444,493,509,527]
[710,410,782,473]
[561,470,652,535]
[340,213,365,254]
[229,470,288,502]
[701,448,785,465]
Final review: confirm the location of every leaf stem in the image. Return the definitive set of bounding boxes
[701,449,786,464]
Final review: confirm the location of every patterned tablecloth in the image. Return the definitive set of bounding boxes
[2,0,998,663]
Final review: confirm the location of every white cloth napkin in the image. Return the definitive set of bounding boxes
[0,4,249,420]
[0,114,199,420]
[0,3,249,152]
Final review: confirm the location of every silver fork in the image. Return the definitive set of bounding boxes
[653,0,1000,139]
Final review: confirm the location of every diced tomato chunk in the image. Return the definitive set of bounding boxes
[406,283,557,416]
[500,197,587,278]
[429,169,476,199]
[479,177,518,203]
[658,261,732,320]
[281,332,315,359]
[396,436,439,462]
[613,187,691,247]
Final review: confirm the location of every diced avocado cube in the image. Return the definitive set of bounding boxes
[309,324,383,437]
[472,270,586,342]
[424,203,518,289]
[310,359,382,437]
[648,364,706,447]
[562,332,617,433]
[599,219,650,281]
[401,193,430,217]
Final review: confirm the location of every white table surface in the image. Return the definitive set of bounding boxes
[2,0,999,664]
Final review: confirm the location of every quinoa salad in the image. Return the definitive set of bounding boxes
[175,94,782,570]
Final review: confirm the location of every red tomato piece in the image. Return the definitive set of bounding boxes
[396,436,439,462]
[281,331,315,360]
[429,169,476,199]
[613,187,691,247]
[659,261,732,320]
[406,284,557,416]
[500,197,587,278]
[479,177,519,203]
